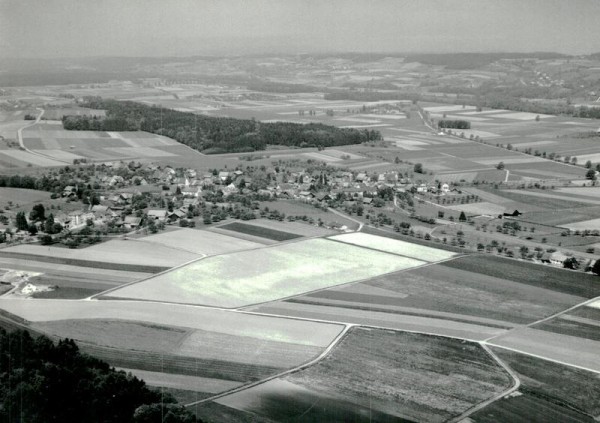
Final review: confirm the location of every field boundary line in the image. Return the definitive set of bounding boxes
[447,343,521,423]
[482,295,600,344]
[183,323,355,407]
[481,342,600,375]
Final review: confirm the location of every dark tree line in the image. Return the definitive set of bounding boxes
[63,98,382,153]
[438,120,471,129]
[0,329,197,423]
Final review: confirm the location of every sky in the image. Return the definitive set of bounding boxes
[1,0,599,58]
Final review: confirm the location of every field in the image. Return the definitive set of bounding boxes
[256,199,359,230]
[0,187,50,209]
[135,228,264,256]
[217,222,303,241]
[1,238,203,269]
[211,328,512,423]
[328,232,456,262]
[0,298,344,396]
[533,304,600,342]
[104,237,426,308]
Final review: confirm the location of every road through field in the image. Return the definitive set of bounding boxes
[16,109,70,165]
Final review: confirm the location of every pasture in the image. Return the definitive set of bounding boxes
[214,328,512,423]
[105,237,425,307]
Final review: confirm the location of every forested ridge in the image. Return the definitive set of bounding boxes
[62,97,381,153]
[0,329,197,423]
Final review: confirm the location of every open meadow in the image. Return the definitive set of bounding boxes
[104,237,426,307]
[209,328,512,423]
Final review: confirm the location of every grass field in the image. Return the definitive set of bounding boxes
[2,239,202,268]
[293,262,584,326]
[105,238,425,308]
[328,232,456,262]
[216,328,512,423]
[491,347,600,419]
[217,222,302,241]
[0,188,50,209]
[532,304,600,342]
[137,228,263,256]
[440,255,600,298]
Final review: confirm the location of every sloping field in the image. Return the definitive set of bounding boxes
[488,327,600,372]
[289,263,584,326]
[137,228,263,256]
[1,239,201,268]
[215,328,512,423]
[0,187,50,206]
[490,347,600,419]
[328,232,456,262]
[446,201,507,215]
[105,238,424,308]
[217,222,302,241]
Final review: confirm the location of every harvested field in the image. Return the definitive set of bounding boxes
[0,299,343,348]
[106,238,424,308]
[441,255,600,298]
[225,217,336,237]
[491,347,600,419]
[488,327,600,372]
[217,328,512,423]
[1,239,201,269]
[328,232,456,262]
[250,302,507,341]
[217,222,302,241]
[470,392,594,423]
[314,263,584,325]
[138,228,263,255]
[560,217,600,230]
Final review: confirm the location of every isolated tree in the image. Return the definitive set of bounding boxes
[45,214,55,234]
[16,211,28,231]
[535,115,541,121]
[585,160,593,169]
[413,163,424,174]
[586,169,597,180]
[29,204,46,222]
[563,257,579,270]
[496,161,505,170]
[458,211,467,222]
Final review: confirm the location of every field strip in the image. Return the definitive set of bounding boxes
[447,343,521,423]
[183,324,354,407]
[480,343,600,375]
[89,253,209,299]
[115,368,243,393]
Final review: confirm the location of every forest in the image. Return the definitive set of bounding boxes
[62,98,381,153]
[0,329,197,423]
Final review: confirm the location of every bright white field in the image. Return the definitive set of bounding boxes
[559,218,600,230]
[0,299,343,347]
[487,112,553,120]
[138,228,263,255]
[555,187,600,197]
[587,301,600,310]
[574,153,600,163]
[423,105,476,113]
[106,238,424,307]
[446,202,506,215]
[3,239,201,267]
[328,233,456,262]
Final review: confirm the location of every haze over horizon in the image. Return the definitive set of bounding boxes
[1,0,599,59]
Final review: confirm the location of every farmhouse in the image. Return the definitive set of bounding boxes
[123,216,142,230]
[147,209,168,222]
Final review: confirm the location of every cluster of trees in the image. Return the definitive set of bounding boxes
[437,120,471,129]
[63,98,381,153]
[0,329,197,423]
[246,81,319,93]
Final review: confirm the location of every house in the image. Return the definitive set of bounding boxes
[218,171,230,183]
[147,209,168,222]
[123,216,142,230]
[441,183,450,193]
[298,191,314,200]
[62,186,77,197]
[181,186,202,198]
[221,183,239,197]
[362,197,373,205]
[168,209,186,221]
[355,173,367,182]
[68,210,95,228]
[503,210,522,217]
[548,251,568,266]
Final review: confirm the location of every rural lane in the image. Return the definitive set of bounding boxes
[16,108,71,164]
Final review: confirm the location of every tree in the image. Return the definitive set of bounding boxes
[458,211,467,222]
[29,204,46,222]
[413,163,423,174]
[586,169,597,180]
[16,211,29,231]
[496,161,505,170]
[39,234,53,245]
[592,259,600,275]
[28,223,38,235]
[585,160,593,169]
[45,214,55,233]
[563,257,579,270]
